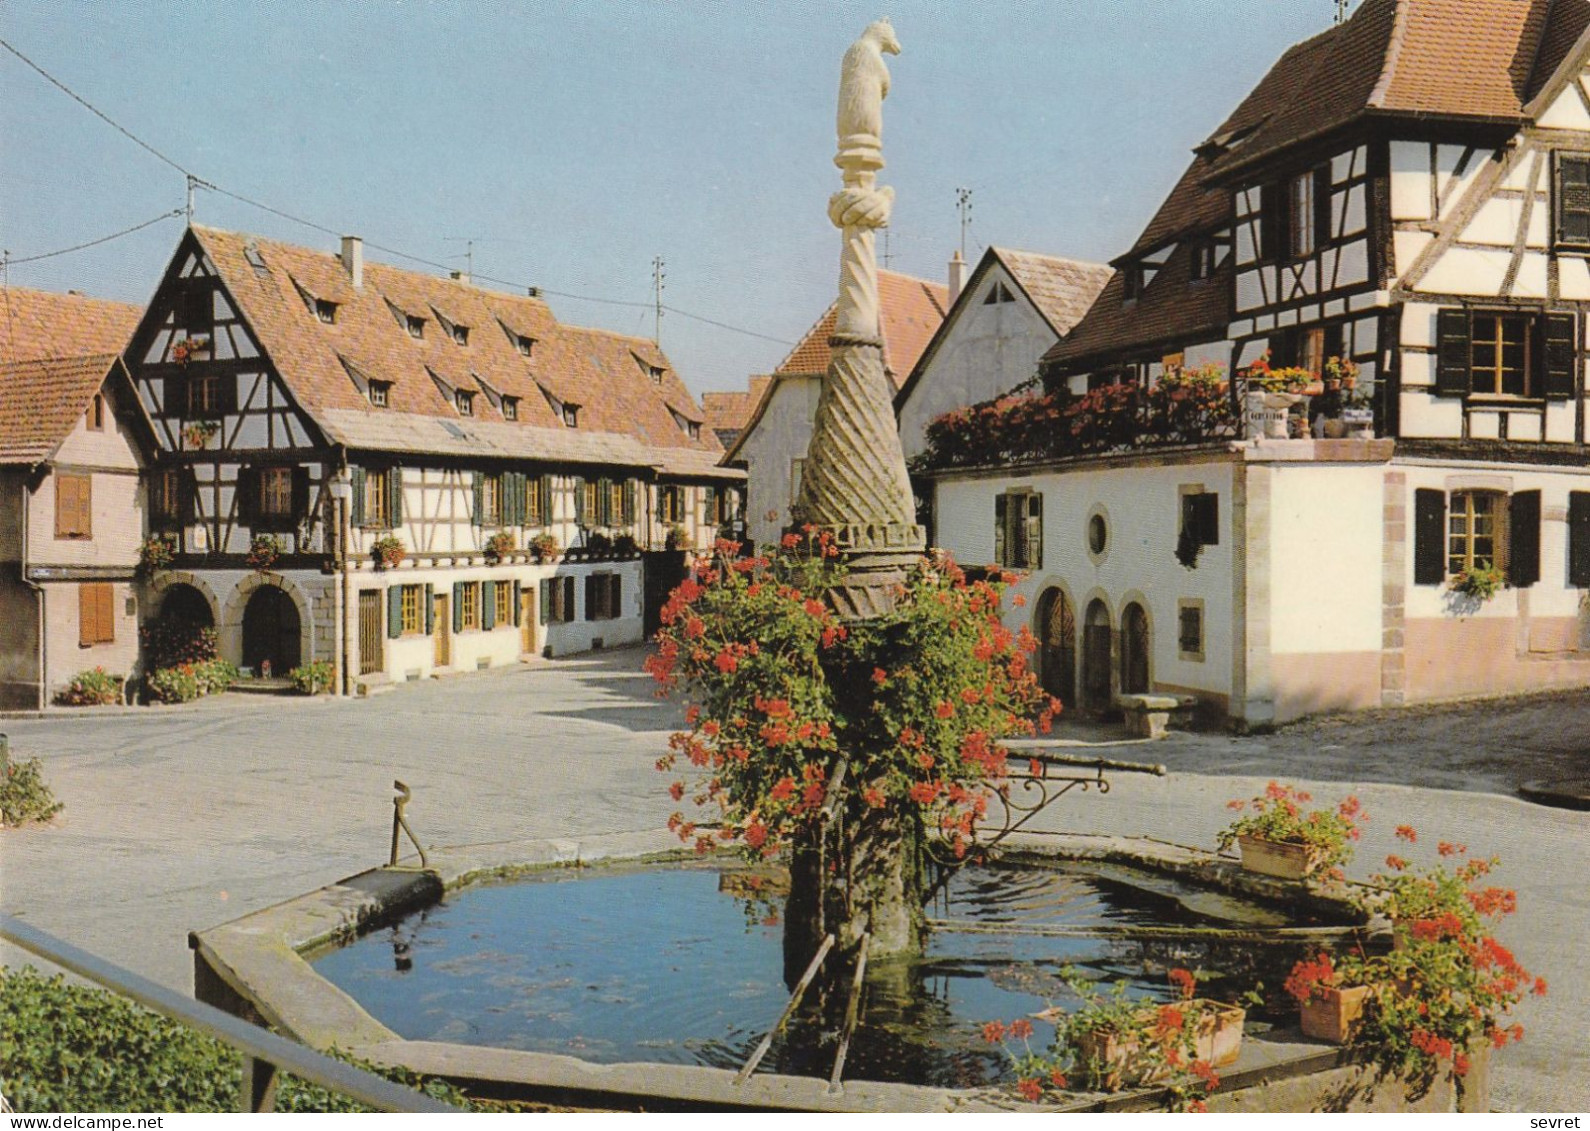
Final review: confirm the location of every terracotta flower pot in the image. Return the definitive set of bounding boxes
[1191,1001,1246,1067]
[1299,984,1370,1043]
[1074,1028,1165,1092]
[1237,834,1322,879]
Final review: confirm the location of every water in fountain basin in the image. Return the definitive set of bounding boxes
[313,859,1319,1088]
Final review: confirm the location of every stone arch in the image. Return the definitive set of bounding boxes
[221,572,317,670]
[149,571,222,626]
[1081,592,1114,712]
[1031,578,1077,709]
[1120,598,1152,696]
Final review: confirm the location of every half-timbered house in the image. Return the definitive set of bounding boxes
[922,0,1590,726]
[0,288,149,708]
[124,226,740,692]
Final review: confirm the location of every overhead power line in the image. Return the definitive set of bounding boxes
[0,35,793,350]
[3,209,185,265]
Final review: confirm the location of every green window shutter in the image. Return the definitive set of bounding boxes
[704,486,717,524]
[574,478,586,525]
[1542,313,1576,399]
[1414,489,1447,586]
[595,478,610,526]
[389,467,404,527]
[351,466,366,528]
[471,470,484,527]
[623,481,637,524]
[387,587,403,639]
[563,576,576,623]
[1508,491,1541,588]
[512,580,522,626]
[482,583,496,630]
[1569,492,1590,587]
[236,467,258,526]
[453,582,465,633]
[541,476,554,525]
[1026,493,1043,569]
[539,578,551,624]
[993,493,1007,566]
[1557,155,1590,244]
[1435,309,1471,396]
[424,584,435,634]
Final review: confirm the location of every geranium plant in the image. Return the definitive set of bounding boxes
[528,532,559,563]
[136,535,177,576]
[483,531,515,564]
[1449,562,1505,602]
[170,336,210,365]
[648,532,1057,959]
[181,420,219,450]
[245,534,282,573]
[1217,782,1366,876]
[371,535,406,570]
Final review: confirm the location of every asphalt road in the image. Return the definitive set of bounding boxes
[2,649,1585,1111]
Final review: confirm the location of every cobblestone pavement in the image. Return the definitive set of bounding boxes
[1,649,1584,1110]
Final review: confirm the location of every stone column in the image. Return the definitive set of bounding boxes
[793,18,924,620]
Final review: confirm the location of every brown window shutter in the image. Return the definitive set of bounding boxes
[1508,491,1540,588]
[97,583,115,643]
[1542,313,1576,400]
[1568,492,1590,588]
[80,584,95,647]
[1414,489,1447,585]
[1435,309,1471,396]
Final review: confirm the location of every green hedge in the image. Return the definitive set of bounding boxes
[0,967,484,1113]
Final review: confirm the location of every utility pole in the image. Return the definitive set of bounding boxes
[1335,0,1352,24]
[186,175,196,222]
[652,256,666,345]
[955,187,973,260]
[882,228,893,270]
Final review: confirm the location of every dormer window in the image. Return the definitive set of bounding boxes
[687,420,700,440]
[502,396,519,421]
[649,365,664,384]
[451,323,469,347]
[315,299,338,324]
[369,381,391,408]
[1122,263,1143,302]
[1190,240,1216,281]
[563,403,580,427]
[456,390,475,416]
[86,393,105,431]
[516,334,535,357]
[407,315,425,339]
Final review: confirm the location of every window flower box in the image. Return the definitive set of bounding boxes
[1237,834,1322,879]
[1299,984,1370,1044]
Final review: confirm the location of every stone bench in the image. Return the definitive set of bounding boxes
[1116,693,1198,739]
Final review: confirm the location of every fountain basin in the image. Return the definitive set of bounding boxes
[190,830,1483,1112]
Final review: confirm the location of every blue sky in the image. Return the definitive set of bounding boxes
[2,1,1333,396]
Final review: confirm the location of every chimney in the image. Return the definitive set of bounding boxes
[449,269,470,285]
[340,236,363,289]
[948,249,966,305]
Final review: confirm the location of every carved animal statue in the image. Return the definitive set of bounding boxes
[837,19,900,144]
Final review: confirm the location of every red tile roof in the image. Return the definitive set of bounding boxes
[775,269,948,384]
[0,354,123,464]
[993,249,1113,335]
[0,287,141,362]
[187,227,722,471]
[702,375,771,444]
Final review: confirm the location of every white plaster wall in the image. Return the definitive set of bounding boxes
[1267,466,1384,654]
[1390,141,1434,221]
[897,266,1058,462]
[28,470,143,569]
[934,460,1237,702]
[40,580,141,696]
[740,376,820,550]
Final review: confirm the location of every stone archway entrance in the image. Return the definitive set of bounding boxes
[1121,602,1150,695]
[1082,599,1112,711]
[242,586,301,677]
[1036,587,1075,708]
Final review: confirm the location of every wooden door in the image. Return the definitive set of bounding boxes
[520,589,536,654]
[1121,603,1150,695]
[1082,600,1112,711]
[358,590,382,676]
[433,593,450,667]
[1038,588,1075,708]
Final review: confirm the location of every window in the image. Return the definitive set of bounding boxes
[1414,488,1542,587]
[150,467,183,526]
[259,466,293,522]
[86,393,105,431]
[493,580,513,627]
[456,390,475,416]
[526,474,550,525]
[541,575,577,623]
[1189,240,1216,281]
[1087,512,1108,556]
[516,334,535,357]
[459,582,480,630]
[79,583,115,646]
[502,396,518,421]
[1260,169,1325,262]
[315,299,338,324]
[1121,263,1143,302]
[480,473,502,526]
[994,489,1042,569]
[658,485,685,524]
[1435,309,1574,399]
[983,281,1015,305]
[362,467,391,529]
[400,584,424,635]
[686,420,701,441]
[188,374,224,416]
[650,365,665,384]
[1178,600,1205,661]
[181,285,214,335]
[1555,153,1590,247]
[365,381,389,408]
[1448,490,1501,575]
[451,323,469,346]
[406,315,425,339]
[55,472,91,539]
[1288,171,1316,258]
[563,403,580,427]
[585,573,622,621]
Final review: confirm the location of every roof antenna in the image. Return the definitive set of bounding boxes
[652,256,666,345]
[955,187,973,260]
[186,174,197,223]
[1335,0,1351,24]
[444,237,481,282]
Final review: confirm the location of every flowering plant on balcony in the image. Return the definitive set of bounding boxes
[647,531,1057,863]
[528,532,559,563]
[483,530,515,564]
[245,534,282,573]
[170,336,210,365]
[1242,352,1317,394]
[1216,781,1367,876]
[181,419,220,450]
[371,535,406,570]
[136,534,177,576]
[1449,562,1505,602]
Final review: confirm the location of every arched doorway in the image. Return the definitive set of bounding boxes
[1036,587,1075,708]
[1082,599,1112,711]
[1121,602,1150,695]
[242,586,300,677]
[145,583,215,670]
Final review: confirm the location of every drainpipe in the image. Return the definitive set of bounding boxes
[327,461,353,697]
[19,470,45,711]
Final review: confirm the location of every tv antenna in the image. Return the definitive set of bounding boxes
[652,256,666,345]
[444,237,482,279]
[955,187,973,259]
